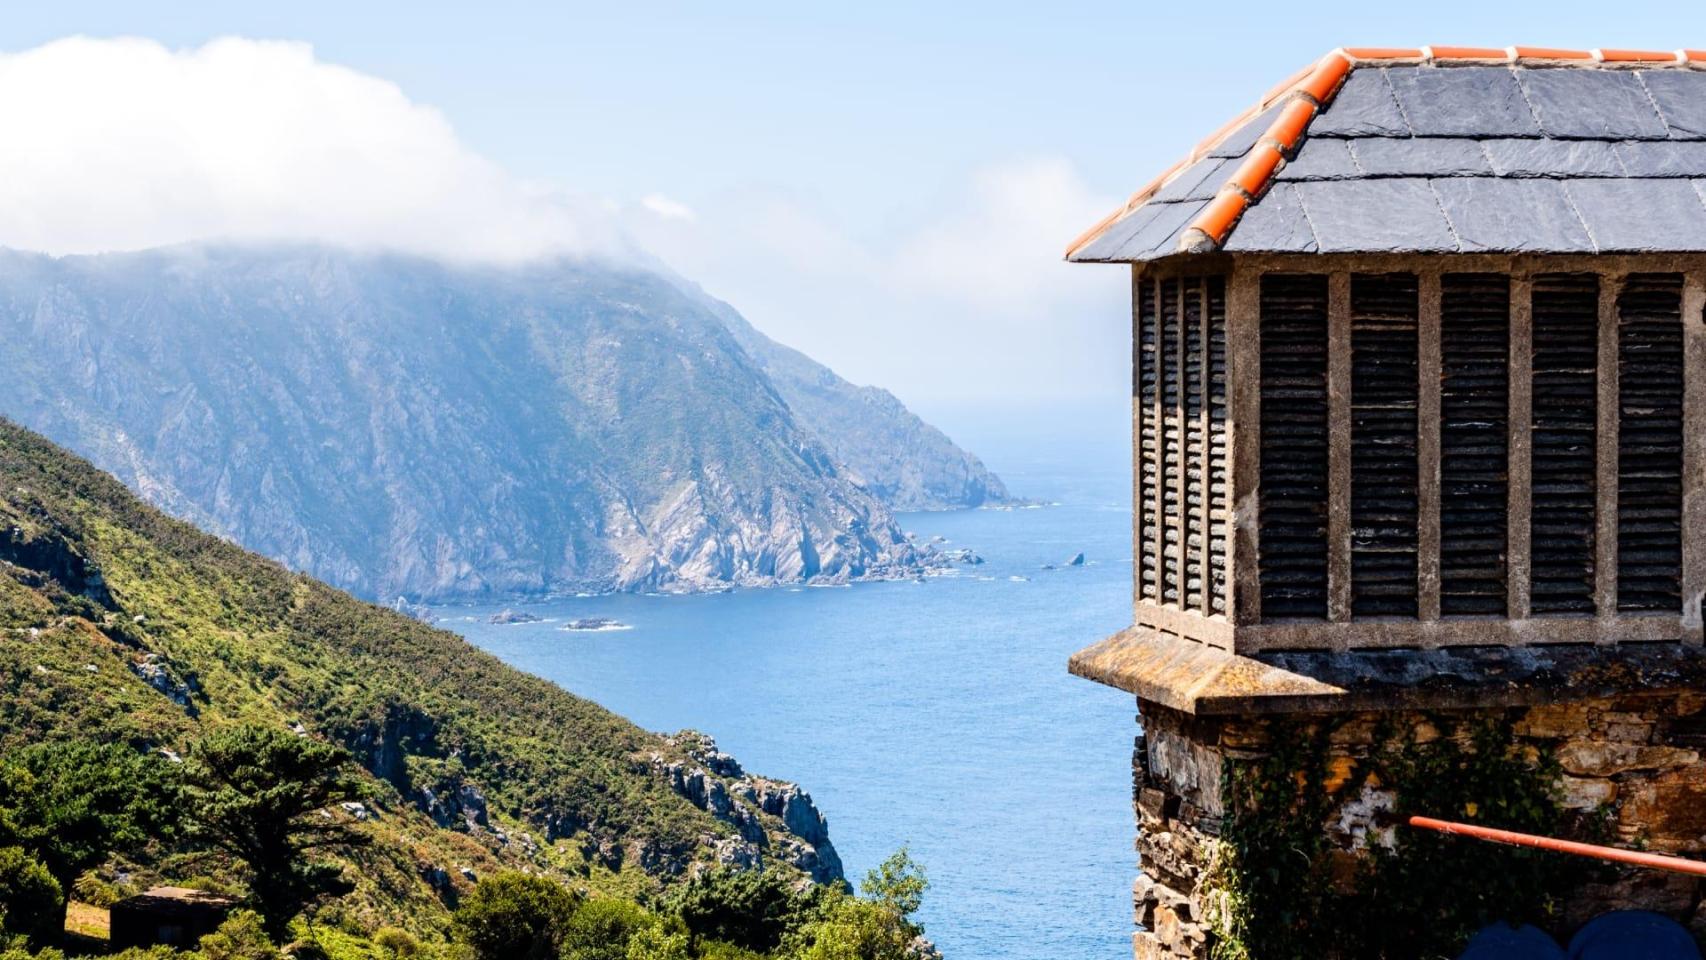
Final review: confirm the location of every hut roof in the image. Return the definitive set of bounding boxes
[113,886,239,917]
[1067,48,1706,262]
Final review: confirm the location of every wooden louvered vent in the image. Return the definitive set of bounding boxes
[1257,274,1330,619]
[1132,273,1232,626]
[1160,279,1183,605]
[1136,278,1161,603]
[1349,274,1419,618]
[1617,274,1684,613]
[1182,282,1207,611]
[1439,274,1510,616]
[1142,260,1697,651]
[1530,274,1600,616]
[1206,278,1229,615]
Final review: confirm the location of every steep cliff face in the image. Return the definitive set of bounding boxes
[705,296,1010,511]
[0,245,934,600]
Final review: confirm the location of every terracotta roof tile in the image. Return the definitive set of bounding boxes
[1594,48,1684,63]
[1508,47,1596,61]
[1423,46,1508,61]
[1066,46,1706,262]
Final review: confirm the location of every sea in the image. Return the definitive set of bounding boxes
[430,405,1137,959]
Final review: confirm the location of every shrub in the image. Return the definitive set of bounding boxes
[0,846,62,947]
[787,898,918,960]
[372,926,420,960]
[197,910,280,960]
[450,872,579,960]
[696,942,766,960]
[622,926,690,960]
[106,947,185,960]
[71,869,132,907]
[662,868,817,953]
[860,848,927,920]
[562,898,656,960]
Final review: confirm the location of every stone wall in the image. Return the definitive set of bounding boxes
[1130,691,1706,959]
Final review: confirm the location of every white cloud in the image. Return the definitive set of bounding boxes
[624,159,1130,406]
[0,35,1130,405]
[0,36,623,261]
[640,193,696,222]
[893,158,1113,314]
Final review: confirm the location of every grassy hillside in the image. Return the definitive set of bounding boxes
[0,417,840,939]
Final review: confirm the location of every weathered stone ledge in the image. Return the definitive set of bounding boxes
[1071,627,1706,716]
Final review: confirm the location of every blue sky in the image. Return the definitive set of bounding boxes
[5,1,1701,423]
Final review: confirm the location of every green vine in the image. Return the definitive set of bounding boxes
[1204,716,1598,960]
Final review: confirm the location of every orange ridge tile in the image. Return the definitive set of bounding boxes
[1185,192,1250,253]
[1682,50,1706,64]
[1425,46,1508,60]
[1267,98,1319,149]
[1229,144,1285,198]
[1297,54,1353,104]
[1342,47,1424,61]
[1508,46,1595,60]
[1176,54,1341,251]
[1595,48,1681,63]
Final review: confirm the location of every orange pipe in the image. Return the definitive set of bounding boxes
[1408,816,1706,877]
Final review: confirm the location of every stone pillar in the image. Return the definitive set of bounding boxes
[1070,632,1706,960]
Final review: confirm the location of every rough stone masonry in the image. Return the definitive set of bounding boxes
[1128,691,1706,959]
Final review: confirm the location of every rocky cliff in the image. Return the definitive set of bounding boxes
[0,244,976,600]
[704,295,1009,511]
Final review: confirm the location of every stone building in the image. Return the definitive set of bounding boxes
[108,886,237,950]
[1065,46,1706,959]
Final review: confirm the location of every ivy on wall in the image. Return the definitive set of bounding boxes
[1204,716,1604,960]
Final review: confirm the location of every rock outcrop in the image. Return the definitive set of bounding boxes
[653,731,845,884]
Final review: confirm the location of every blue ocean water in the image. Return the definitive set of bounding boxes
[434,419,1136,958]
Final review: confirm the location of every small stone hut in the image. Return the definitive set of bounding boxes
[1066,46,1706,959]
[108,886,237,950]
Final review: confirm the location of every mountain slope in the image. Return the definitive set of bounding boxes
[0,417,840,931]
[0,245,936,601]
[706,297,1009,511]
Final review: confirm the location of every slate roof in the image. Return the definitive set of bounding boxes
[1067,47,1706,262]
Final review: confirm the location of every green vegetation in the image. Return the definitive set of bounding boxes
[194,912,277,960]
[665,867,826,954]
[0,742,175,931]
[855,849,926,920]
[181,726,372,940]
[563,898,660,960]
[452,872,581,960]
[0,418,930,958]
[0,846,62,947]
[1205,717,1593,960]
